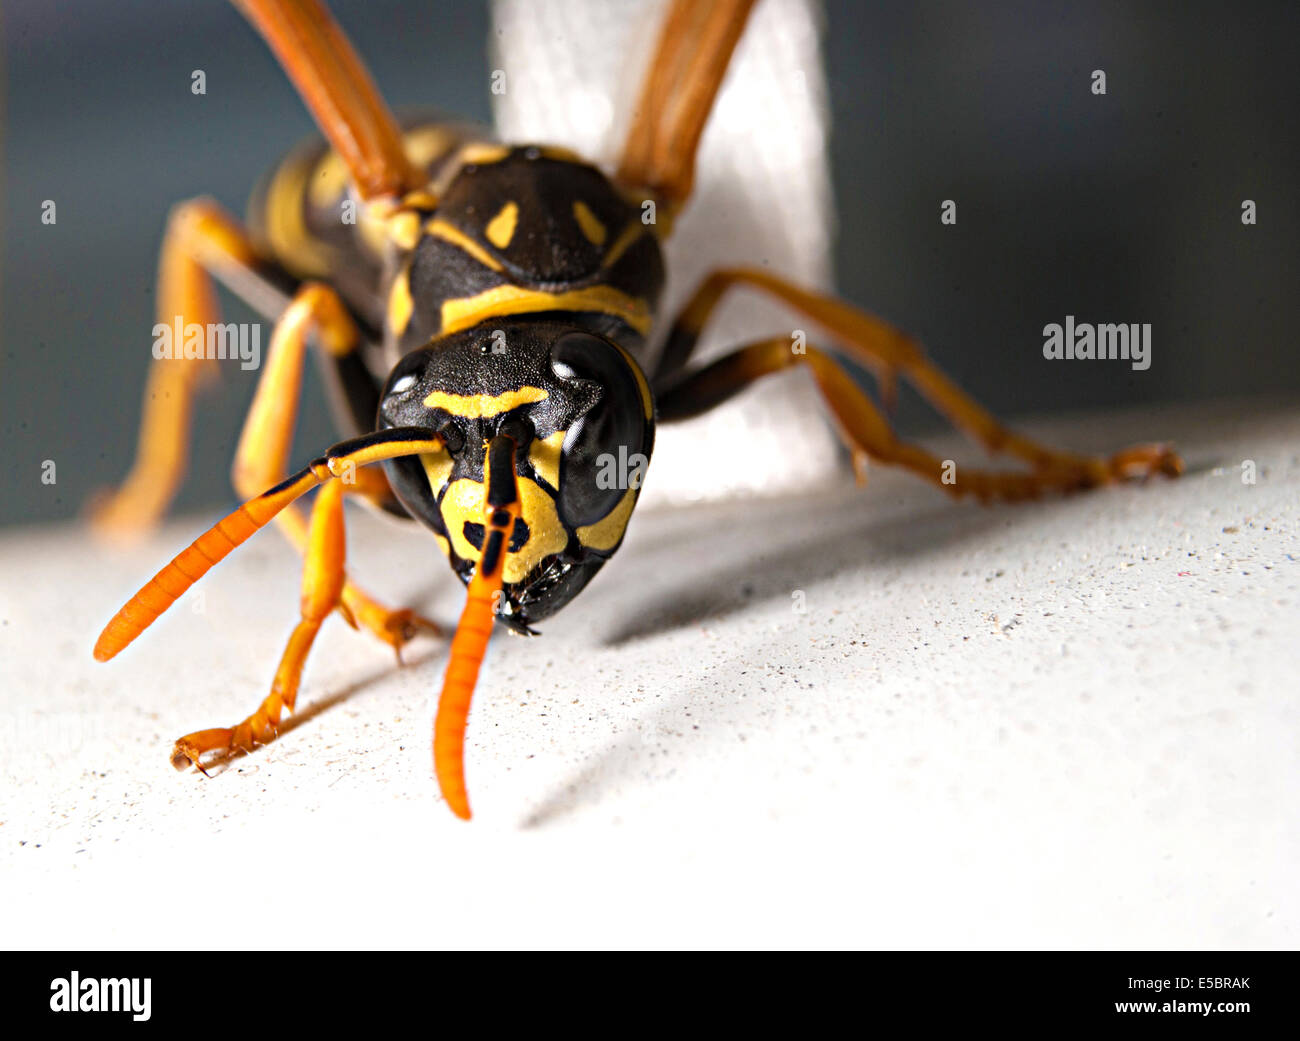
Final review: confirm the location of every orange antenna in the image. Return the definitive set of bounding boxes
[94,427,442,662]
[433,435,520,820]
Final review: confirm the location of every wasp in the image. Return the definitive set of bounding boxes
[92,0,1183,819]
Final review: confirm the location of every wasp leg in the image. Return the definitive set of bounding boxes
[90,199,264,541]
[231,0,421,202]
[655,267,1183,484]
[171,478,346,771]
[616,0,758,223]
[233,283,440,657]
[94,425,444,664]
[659,338,1176,502]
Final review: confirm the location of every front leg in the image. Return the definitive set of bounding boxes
[656,267,1183,486]
[171,478,347,771]
[659,337,1180,503]
[231,282,440,657]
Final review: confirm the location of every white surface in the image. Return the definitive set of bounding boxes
[493,0,844,506]
[1,399,1297,949]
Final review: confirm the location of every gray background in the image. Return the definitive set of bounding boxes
[3,0,1296,527]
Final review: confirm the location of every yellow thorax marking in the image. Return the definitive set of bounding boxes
[386,211,423,251]
[602,222,644,268]
[440,284,652,337]
[265,150,335,277]
[614,181,675,239]
[425,218,504,272]
[572,200,607,246]
[485,201,519,250]
[459,142,511,166]
[577,488,638,552]
[400,189,440,211]
[403,125,459,168]
[387,263,414,336]
[534,145,585,164]
[430,141,510,197]
[357,202,390,258]
[423,386,548,419]
[307,150,352,209]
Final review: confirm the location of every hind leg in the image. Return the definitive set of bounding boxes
[90,199,263,540]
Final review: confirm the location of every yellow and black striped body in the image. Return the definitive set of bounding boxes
[249,122,665,370]
[246,122,664,629]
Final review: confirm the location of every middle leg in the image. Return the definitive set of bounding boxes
[170,477,348,770]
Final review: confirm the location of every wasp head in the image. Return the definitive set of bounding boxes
[377,318,655,632]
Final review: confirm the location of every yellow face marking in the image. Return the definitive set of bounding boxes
[485,201,519,250]
[422,386,548,419]
[442,476,568,584]
[420,445,455,496]
[441,284,653,337]
[572,201,607,246]
[528,430,566,490]
[577,488,638,552]
[387,211,422,251]
[425,218,505,272]
[602,222,644,268]
[387,264,414,336]
[265,151,335,277]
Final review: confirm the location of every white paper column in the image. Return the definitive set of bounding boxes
[490,0,845,506]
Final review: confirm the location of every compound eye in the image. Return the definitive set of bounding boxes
[550,332,649,528]
[380,349,465,454]
[387,372,418,397]
[379,349,434,430]
[383,350,426,400]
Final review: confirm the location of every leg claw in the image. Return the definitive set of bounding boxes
[1108,442,1184,482]
[171,728,236,775]
[380,609,442,665]
[345,593,442,660]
